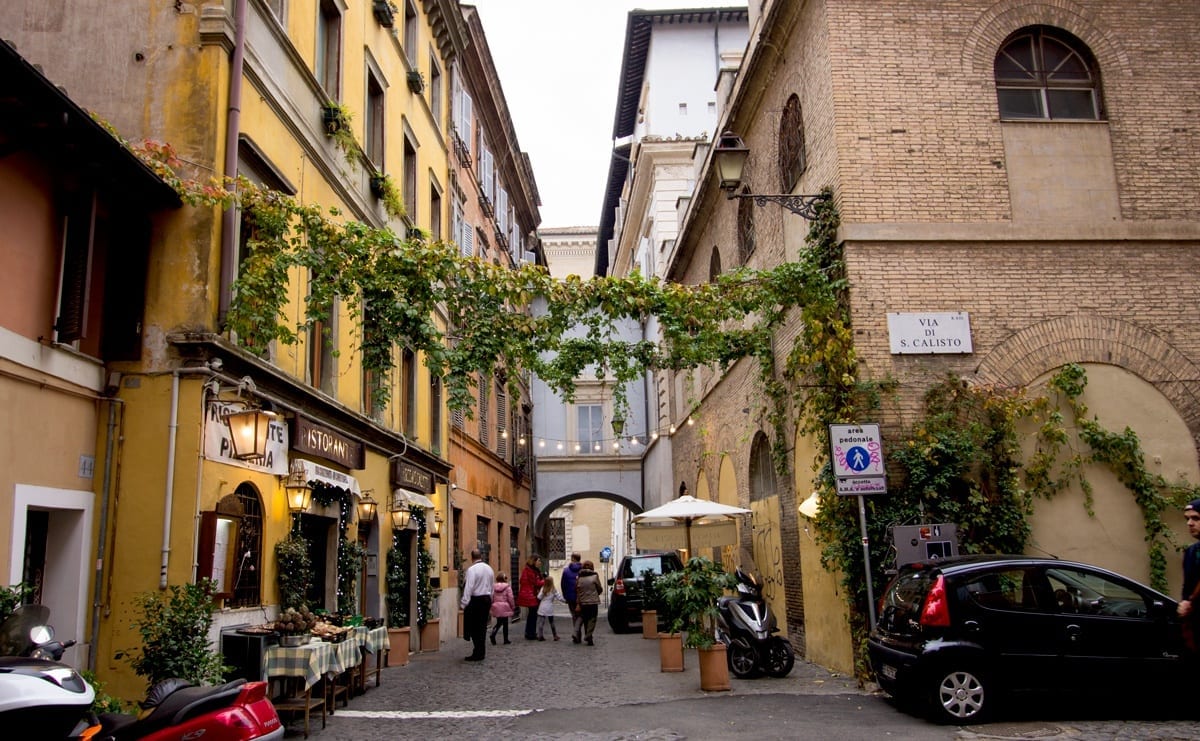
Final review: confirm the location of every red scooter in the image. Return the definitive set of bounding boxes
[95,676,283,741]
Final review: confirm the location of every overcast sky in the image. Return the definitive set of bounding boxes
[467,1,713,229]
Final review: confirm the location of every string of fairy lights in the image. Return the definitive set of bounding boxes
[500,417,696,454]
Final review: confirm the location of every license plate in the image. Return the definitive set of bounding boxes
[880,663,897,680]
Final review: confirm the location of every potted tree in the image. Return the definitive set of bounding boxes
[640,569,661,639]
[385,531,411,666]
[659,556,736,691]
[413,508,440,652]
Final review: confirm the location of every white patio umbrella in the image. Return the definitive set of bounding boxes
[632,495,751,554]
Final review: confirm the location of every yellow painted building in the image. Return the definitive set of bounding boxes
[0,0,477,699]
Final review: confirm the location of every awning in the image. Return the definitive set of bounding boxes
[295,459,361,497]
[393,488,435,509]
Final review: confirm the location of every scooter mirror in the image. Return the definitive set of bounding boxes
[29,624,53,645]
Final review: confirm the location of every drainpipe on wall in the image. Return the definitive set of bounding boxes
[88,395,122,673]
[218,0,248,326]
[162,368,214,589]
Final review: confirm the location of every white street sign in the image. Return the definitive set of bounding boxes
[829,423,885,478]
[887,312,972,354]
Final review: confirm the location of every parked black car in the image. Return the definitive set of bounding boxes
[868,555,1187,724]
[607,551,683,633]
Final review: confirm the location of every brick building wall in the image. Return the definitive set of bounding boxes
[668,0,1200,663]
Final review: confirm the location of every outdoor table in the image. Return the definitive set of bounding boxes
[264,638,332,737]
[359,626,389,689]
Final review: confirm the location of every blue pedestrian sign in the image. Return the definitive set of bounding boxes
[845,446,871,472]
[599,546,613,562]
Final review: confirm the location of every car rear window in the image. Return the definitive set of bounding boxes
[622,555,677,579]
[878,569,937,633]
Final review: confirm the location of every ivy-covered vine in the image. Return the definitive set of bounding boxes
[412,508,438,627]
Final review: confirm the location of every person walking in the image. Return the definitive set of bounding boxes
[573,560,603,646]
[1178,499,1200,657]
[460,549,494,662]
[490,573,516,645]
[536,575,565,641]
[561,552,582,615]
[518,555,545,640]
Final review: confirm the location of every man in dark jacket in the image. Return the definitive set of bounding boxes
[1178,499,1200,652]
[561,552,582,615]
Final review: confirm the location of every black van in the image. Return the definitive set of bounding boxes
[606,551,683,633]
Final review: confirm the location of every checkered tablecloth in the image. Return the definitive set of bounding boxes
[264,638,335,690]
[327,634,362,674]
[362,626,389,654]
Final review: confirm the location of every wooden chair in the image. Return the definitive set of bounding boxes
[273,678,325,739]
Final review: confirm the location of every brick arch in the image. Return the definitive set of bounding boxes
[973,315,1200,437]
[961,1,1132,79]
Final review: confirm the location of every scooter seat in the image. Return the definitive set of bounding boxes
[120,679,248,738]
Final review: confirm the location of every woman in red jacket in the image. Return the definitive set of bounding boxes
[517,555,544,640]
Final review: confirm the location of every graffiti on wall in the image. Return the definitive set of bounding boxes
[750,497,787,637]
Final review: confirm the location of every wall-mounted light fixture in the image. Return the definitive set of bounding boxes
[390,504,412,531]
[357,490,378,523]
[712,131,828,220]
[431,511,443,538]
[223,406,276,460]
[284,460,312,514]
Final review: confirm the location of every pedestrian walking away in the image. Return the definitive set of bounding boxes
[561,552,582,616]
[573,560,603,646]
[536,575,566,641]
[518,555,545,640]
[460,549,495,661]
[490,572,516,645]
[1179,499,1200,657]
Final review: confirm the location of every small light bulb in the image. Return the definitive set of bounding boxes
[557,442,564,450]
[538,439,545,448]
[612,441,620,450]
[519,437,526,446]
[669,425,676,435]
[651,431,659,440]
[687,418,694,426]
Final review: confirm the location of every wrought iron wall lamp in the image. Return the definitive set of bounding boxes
[712,131,828,221]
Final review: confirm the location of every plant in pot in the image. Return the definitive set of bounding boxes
[321,102,359,161]
[659,556,736,690]
[385,529,411,666]
[119,579,228,687]
[369,172,406,220]
[640,568,661,639]
[413,508,441,651]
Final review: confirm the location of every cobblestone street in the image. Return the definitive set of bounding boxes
[300,605,1200,741]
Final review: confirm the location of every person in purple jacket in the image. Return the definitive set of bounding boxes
[561,552,582,614]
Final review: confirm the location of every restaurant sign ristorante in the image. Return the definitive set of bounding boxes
[291,416,364,469]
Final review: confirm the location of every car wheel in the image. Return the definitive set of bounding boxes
[727,638,759,678]
[763,637,794,678]
[927,665,990,724]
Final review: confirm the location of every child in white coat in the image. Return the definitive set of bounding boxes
[536,575,565,641]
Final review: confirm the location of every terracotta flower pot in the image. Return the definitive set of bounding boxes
[698,643,730,691]
[387,627,410,667]
[658,632,684,672]
[641,610,658,639]
[419,618,440,652]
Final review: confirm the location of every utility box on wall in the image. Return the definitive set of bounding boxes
[892,524,959,568]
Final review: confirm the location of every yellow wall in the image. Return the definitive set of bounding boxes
[794,429,854,674]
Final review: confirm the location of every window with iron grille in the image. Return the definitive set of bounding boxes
[476,516,491,563]
[496,379,507,461]
[546,518,566,561]
[778,94,806,192]
[221,485,263,608]
[995,26,1102,121]
[749,432,776,503]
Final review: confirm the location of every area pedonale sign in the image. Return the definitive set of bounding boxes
[828,423,886,495]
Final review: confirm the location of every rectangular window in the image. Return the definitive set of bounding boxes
[365,71,385,166]
[430,374,442,454]
[362,299,385,421]
[476,516,491,563]
[403,0,418,65]
[452,507,463,572]
[403,347,418,438]
[577,404,602,454]
[478,376,490,448]
[547,518,566,561]
[429,56,443,129]
[429,181,442,240]
[403,136,418,219]
[317,0,342,98]
[509,526,521,579]
[309,269,335,394]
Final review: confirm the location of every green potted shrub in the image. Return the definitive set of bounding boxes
[275,532,312,610]
[119,579,228,687]
[658,556,736,691]
[640,569,661,639]
[385,530,411,665]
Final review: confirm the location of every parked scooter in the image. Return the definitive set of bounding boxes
[714,569,795,678]
[0,604,97,740]
[95,675,284,741]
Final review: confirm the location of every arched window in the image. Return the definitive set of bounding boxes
[749,432,776,503]
[219,484,263,608]
[737,187,756,265]
[778,94,806,191]
[994,26,1101,120]
[708,247,722,282]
